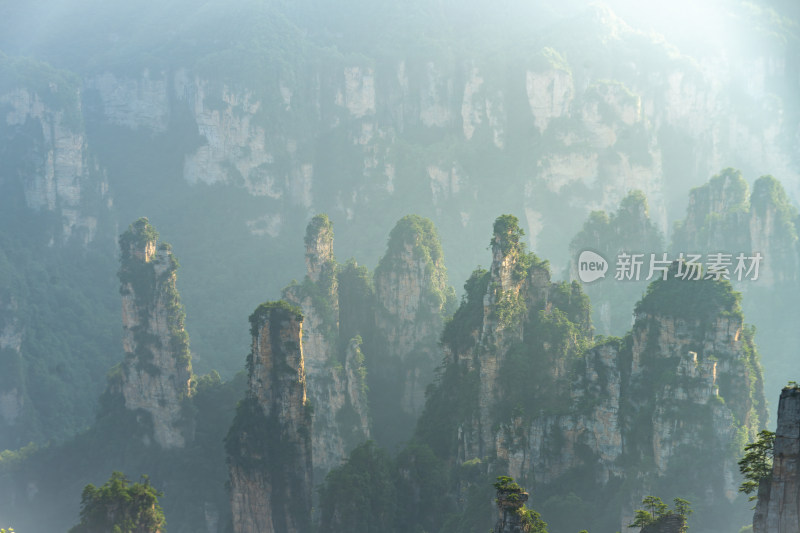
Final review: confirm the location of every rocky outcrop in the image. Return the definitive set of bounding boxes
[491,477,547,533]
[422,216,766,531]
[226,301,312,533]
[640,514,685,533]
[753,386,800,533]
[109,218,192,449]
[374,215,455,419]
[493,485,530,533]
[283,215,370,480]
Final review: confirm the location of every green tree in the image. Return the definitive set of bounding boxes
[68,471,166,533]
[641,496,669,520]
[319,441,398,533]
[738,429,776,500]
[673,498,693,520]
[628,496,691,531]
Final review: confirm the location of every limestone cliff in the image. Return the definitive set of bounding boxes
[0,55,108,244]
[108,218,192,449]
[226,301,312,533]
[753,386,800,533]
[55,2,796,265]
[283,215,370,480]
[419,215,766,532]
[373,215,456,425]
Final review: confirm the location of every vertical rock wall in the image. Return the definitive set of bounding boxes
[111,218,192,449]
[753,386,800,533]
[283,215,370,480]
[373,215,455,419]
[227,301,312,533]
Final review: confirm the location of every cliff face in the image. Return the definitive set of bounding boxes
[0,65,107,244]
[753,387,800,533]
[420,216,766,532]
[110,218,192,449]
[226,301,312,533]
[283,215,370,480]
[51,2,793,269]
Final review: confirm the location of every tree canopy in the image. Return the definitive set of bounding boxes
[68,471,166,533]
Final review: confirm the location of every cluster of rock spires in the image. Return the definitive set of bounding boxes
[281,213,453,475]
[281,215,370,478]
[753,386,800,533]
[91,212,768,532]
[672,168,799,287]
[420,214,766,531]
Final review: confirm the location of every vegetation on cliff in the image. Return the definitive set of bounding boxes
[68,471,166,533]
[629,496,692,532]
[738,429,776,500]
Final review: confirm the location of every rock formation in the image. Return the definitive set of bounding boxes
[283,213,454,477]
[672,169,799,288]
[753,386,800,533]
[419,215,766,532]
[226,301,312,533]
[283,215,370,481]
[109,218,192,449]
[569,190,664,335]
[670,169,799,412]
[373,215,456,431]
[640,514,685,533]
[491,477,547,533]
[493,485,530,533]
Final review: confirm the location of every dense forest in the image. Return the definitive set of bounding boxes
[0,0,798,532]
